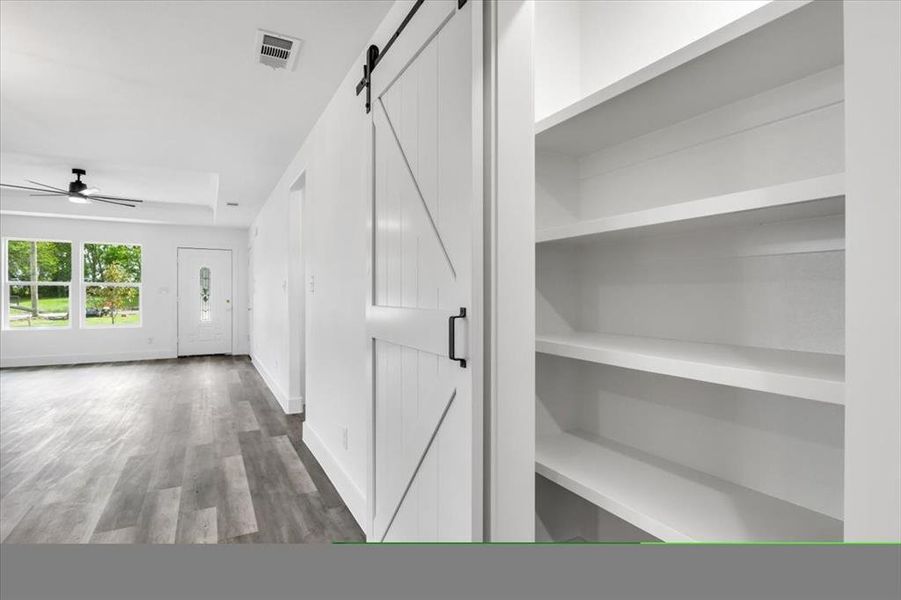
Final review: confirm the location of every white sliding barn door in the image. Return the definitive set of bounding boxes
[367,0,481,542]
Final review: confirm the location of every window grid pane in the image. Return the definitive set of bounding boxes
[7,240,33,282]
[7,284,70,328]
[6,240,73,283]
[84,284,140,327]
[82,243,142,283]
[37,241,72,282]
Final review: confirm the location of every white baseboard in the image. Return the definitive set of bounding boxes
[0,349,175,368]
[289,395,305,414]
[304,423,367,534]
[250,354,301,414]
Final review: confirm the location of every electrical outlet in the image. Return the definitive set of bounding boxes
[342,427,348,450]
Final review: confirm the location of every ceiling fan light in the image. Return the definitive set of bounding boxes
[68,195,90,204]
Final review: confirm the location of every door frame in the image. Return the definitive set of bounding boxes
[482,0,536,542]
[288,171,308,414]
[176,246,235,357]
[364,0,485,541]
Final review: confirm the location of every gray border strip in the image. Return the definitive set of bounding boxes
[2,544,899,600]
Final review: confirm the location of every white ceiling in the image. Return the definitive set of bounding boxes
[0,0,392,227]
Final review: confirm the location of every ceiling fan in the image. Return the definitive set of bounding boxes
[0,168,145,207]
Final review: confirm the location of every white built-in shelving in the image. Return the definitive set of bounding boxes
[533,0,846,543]
[536,331,843,406]
[536,431,843,542]
[536,174,845,246]
[535,1,843,154]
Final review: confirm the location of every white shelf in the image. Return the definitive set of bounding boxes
[536,174,845,245]
[536,431,843,542]
[536,1,843,156]
[536,332,844,405]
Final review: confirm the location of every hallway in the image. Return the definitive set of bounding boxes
[0,356,363,543]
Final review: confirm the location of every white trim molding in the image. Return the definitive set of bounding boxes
[289,395,305,415]
[250,353,302,415]
[482,0,535,542]
[0,348,174,368]
[304,422,366,534]
[844,0,901,542]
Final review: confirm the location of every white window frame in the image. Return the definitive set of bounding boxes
[2,237,74,331]
[80,241,143,330]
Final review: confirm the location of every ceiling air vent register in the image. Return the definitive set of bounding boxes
[255,30,303,71]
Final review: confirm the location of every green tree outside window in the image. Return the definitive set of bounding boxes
[83,243,142,327]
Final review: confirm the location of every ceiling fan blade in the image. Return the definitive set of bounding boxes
[1,183,68,194]
[4,182,142,207]
[88,194,144,204]
[91,197,136,208]
[25,179,69,193]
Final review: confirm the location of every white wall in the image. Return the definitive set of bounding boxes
[287,180,306,411]
[248,175,306,416]
[249,189,293,412]
[0,214,249,367]
[534,1,581,125]
[844,0,901,542]
[534,0,769,120]
[249,1,412,530]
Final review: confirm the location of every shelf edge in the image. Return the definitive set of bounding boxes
[535,432,843,542]
[536,174,846,244]
[534,1,813,136]
[535,336,845,405]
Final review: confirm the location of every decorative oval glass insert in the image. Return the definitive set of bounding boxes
[200,266,211,322]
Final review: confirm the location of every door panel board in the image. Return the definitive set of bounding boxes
[368,1,478,542]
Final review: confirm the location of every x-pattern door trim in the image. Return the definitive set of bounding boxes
[376,97,457,280]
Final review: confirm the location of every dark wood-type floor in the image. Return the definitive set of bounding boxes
[0,356,365,543]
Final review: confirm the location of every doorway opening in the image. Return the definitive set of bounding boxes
[288,172,308,414]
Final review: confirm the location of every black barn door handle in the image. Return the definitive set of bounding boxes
[449,307,467,368]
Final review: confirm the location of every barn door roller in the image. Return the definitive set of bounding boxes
[354,0,468,113]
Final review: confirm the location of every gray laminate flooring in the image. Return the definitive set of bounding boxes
[0,356,365,544]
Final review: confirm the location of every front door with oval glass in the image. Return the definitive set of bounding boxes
[177,248,233,356]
